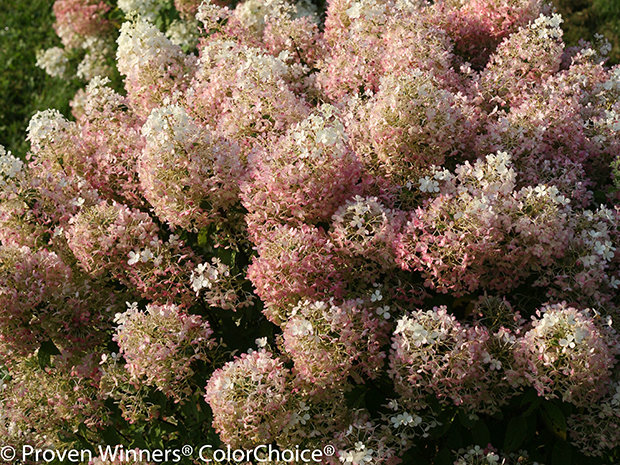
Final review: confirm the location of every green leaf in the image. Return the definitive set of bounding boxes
[504,416,527,452]
[38,349,51,369]
[346,385,367,409]
[552,440,572,465]
[434,449,454,465]
[197,227,210,248]
[519,388,538,407]
[471,420,490,447]
[523,396,542,417]
[102,426,121,446]
[400,447,429,465]
[458,410,477,428]
[37,339,60,368]
[446,423,464,450]
[541,401,567,440]
[40,339,61,355]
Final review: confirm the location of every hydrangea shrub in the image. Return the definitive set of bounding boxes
[2,0,620,464]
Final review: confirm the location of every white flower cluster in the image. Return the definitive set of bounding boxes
[394,314,443,346]
[127,247,158,266]
[235,0,295,35]
[389,412,422,428]
[196,0,229,31]
[117,0,166,21]
[35,47,69,78]
[335,195,389,238]
[0,146,24,186]
[339,441,374,464]
[453,446,501,465]
[417,165,454,193]
[534,309,589,352]
[290,104,347,160]
[165,19,199,49]
[531,13,563,40]
[26,109,70,150]
[287,318,314,337]
[601,66,620,94]
[190,258,231,295]
[521,184,571,206]
[117,16,185,78]
[77,37,112,81]
[291,299,328,315]
[142,104,197,148]
[345,0,388,25]
[455,151,517,196]
[574,206,618,273]
[84,76,125,114]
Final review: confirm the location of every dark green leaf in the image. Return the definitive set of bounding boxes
[458,410,477,428]
[520,388,539,407]
[102,426,121,446]
[472,420,490,447]
[197,227,211,248]
[523,397,542,417]
[37,349,51,369]
[40,339,61,355]
[446,423,464,450]
[504,416,527,452]
[541,402,567,440]
[434,449,454,465]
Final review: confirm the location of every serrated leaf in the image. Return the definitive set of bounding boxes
[504,416,527,452]
[541,402,567,440]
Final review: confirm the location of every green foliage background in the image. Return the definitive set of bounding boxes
[0,0,83,159]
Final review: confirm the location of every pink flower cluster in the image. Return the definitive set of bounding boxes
[395,152,570,296]
[241,104,362,229]
[1,352,105,451]
[36,0,113,81]
[114,302,216,402]
[282,298,390,388]
[53,0,111,49]
[0,244,117,359]
[568,382,620,457]
[66,201,198,305]
[389,306,496,412]
[205,350,291,447]
[514,302,619,406]
[389,302,618,416]
[139,104,243,232]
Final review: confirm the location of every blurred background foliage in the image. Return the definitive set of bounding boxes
[1,0,620,160]
[0,0,83,159]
